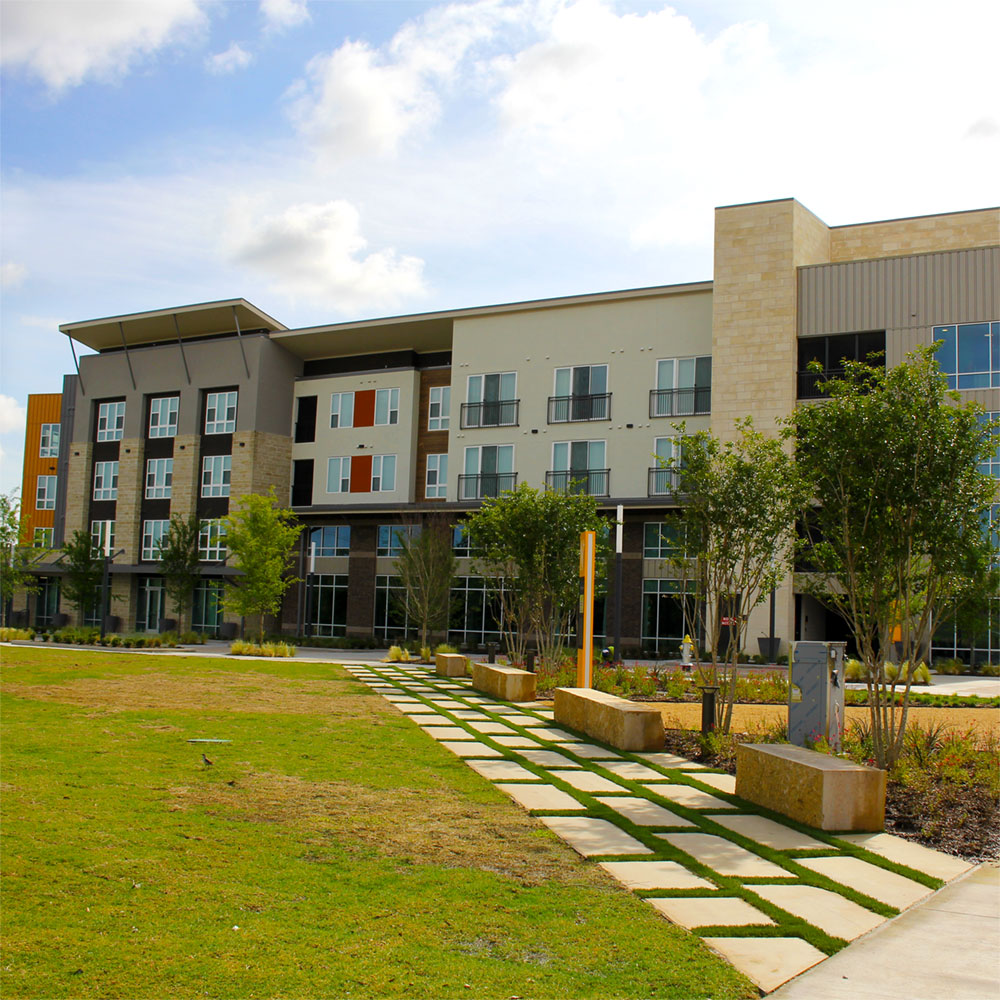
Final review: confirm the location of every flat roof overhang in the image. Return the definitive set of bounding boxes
[59,299,286,352]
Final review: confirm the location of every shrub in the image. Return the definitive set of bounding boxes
[420,645,432,662]
[775,654,789,665]
[230,639,296,657]
[387,645,411,662]
[179,631,206,645]
[981,663,1000,677]
[0,627,33,641]
[844,658,866,682]
[934,657,966,676]
[750,653,766,665]
[435,642,459,655]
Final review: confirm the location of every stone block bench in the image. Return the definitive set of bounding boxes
[435,652,469,677]
[736,743,886,831]
[553,687,664,751]
[471,662,536,702]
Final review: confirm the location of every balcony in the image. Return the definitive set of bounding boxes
[545,469,610,497]
[461,400,520,428]
[649,386,711,417]
[458,472,518,500]
[547,393,612,423]
[648,467,681,496]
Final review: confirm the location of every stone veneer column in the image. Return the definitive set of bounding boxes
[63,444,93,540]
[169,435,200,519]
[114,439,145,564]
[230,430,292,504]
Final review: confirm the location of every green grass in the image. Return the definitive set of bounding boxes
[1,647,755,999]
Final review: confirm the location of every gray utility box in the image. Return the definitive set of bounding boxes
[788,641,846,751]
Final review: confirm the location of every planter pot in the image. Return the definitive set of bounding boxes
[104,615,121,634]
[218,622,238,641]
[757,637,780,662]
[53,613,70,628]
[158,618,177,633]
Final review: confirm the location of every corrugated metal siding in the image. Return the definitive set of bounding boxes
[798,246,999,336]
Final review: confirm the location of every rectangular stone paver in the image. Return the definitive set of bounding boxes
[599,860,714,890]
[494,783,586,812]
[660,833,794,878]
[450,711,489,720]
[420,726,474,741]
[500,714,544,725]
[796,856,933,909]
[427,699,465,709]
[643,783,739,811]
[752,884,886,941]
[540,816,653,857]
[492,736,541,748]
[601,761,673,782]
[594,795,695,827]
[516,749,582,768]
[396,704,439,715]
[836,832,973,881]
[636,752,707,769]
[647,896,775,929]
[695,773,737,794]
[407,714,449,725]
[439,742,504,758]
[466,759,541,782]
[707,813,827,851]
[550,770,626,793]
[384,696,419,703]
[565,743,621,759]
[702,937,827,993]
[525,727,583,742]
[468,721,515,735]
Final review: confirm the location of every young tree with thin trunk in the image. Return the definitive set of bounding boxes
[0,494,37,625]
[393,517,456,654]
[157,514,202,633]
[61,529,103,626]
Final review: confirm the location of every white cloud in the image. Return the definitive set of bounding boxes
[260,0,309,31]
[0,0,207,92]
[0,395,27,434]
[225,199,426,313]
[205,42,253,75]
[1,262,27,289]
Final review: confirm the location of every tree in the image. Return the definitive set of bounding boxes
[666,419,803,733]
[61,529,103,625]
[157,514,202,633]
[791,346,998,768]
[0,493,37,625]
[222,490,302,642]
[393,517,456,653]
[465,483,610,668]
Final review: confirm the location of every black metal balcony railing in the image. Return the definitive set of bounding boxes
[547,393,612,423]
[458,472,518,500]
[649,386,711,417]
[461,399,520,428]
[648,467,681,496]
[545,469,610,497]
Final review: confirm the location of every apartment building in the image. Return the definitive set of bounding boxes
[16,197,1000,658]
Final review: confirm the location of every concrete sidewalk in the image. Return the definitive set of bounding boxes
[769,862,1000,999]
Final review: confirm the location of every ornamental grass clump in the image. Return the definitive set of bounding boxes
[230,639,296,657]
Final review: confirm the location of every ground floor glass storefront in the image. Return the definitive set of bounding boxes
[192,579,226,637]
[302,574,348,637]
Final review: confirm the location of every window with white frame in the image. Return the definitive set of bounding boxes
[91,520,115,556]
[643,521,686,559]
[330,391,355,428]
[980,412,999,479]
[428,386,450,431]
[935,322,999,389]
[145,457,173,499]
[36,475,57,509]
[371,454,396,492]
[649,436,682,495]
[550,364,609,422]
[465,373,518,427]
[308,525,350,557]
[653,356,712,416]
[92,462,118,501]
[374,388,399,425]
[425,453,447,498]
[39,423,60,457]
[205,391,237,434]
[460,444,514,499]
[97,401,125,441]
[149,397,178,438]
[198,519,227,561]
[377,524,420,557]
[33,527,53,548]
[142,520,170,560]
[201,455,231,497]
[549,440,608,495]
[327,456,351,493]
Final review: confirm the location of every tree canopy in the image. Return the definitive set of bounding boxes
[157,514,202,633]
[393,517,456,653]
[0,494,37,624]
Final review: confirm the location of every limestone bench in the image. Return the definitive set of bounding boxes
[736,743,886,831]
[553,687,664,752]
[435,652,469,677]
[471,662,536,702]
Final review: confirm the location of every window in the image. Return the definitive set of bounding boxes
[145,458,173,499]
[39,423,60,457]
[36,475,57,509]
[192,580,225,636]
[463,373,518,427]
[142,520,169,560]
[642,579,693,655]
[327,457,351,493]
[643,521,686,559]
[374,388,399,425]
[374,575,413,639]
[797,334,885,398]
[452,524,476,556]
[91,520,115,556]
[201,455,231,497]
[198,520,227,561]
[460,445,515,499]
[308,525,350,557]
[649,437,681,495]
[550,364,610,422]
[980,413,1000,479]
[651,357,712,416]
[448,576,504,646]
[428,386,450,431]
[149,397,178,438]
[303,574,348,637]
[935,322,1000,389]
[426,453,448,498]
[377,524,420,557]
[205,391,237,434]
[33,527,53,547]
[371,454,396,492]
[97,401,125,441]
[93,462,118,501]
[330,391,355,428]
[548,440,608,496]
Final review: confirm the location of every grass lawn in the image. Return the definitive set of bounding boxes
[1,647,755,999]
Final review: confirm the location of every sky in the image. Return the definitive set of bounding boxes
[1,0,998,496]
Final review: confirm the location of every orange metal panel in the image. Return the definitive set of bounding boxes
[19,393,62,543]
[349,454,372,493]
[354,389,376,427]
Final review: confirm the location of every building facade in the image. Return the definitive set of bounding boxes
[16,198,1000,658]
